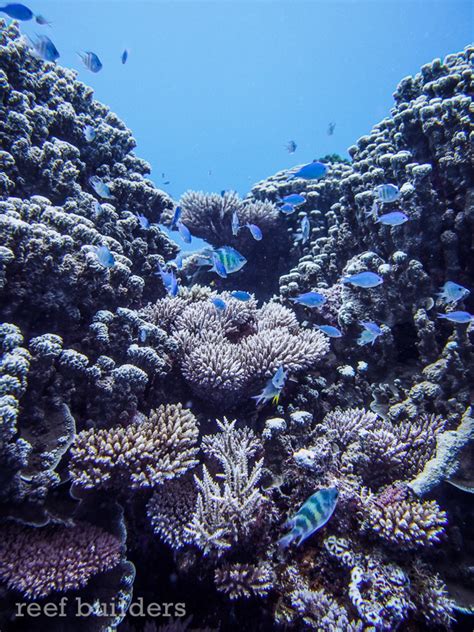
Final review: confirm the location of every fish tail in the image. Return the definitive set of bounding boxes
[341,277,349,284]
[278,533,294,549]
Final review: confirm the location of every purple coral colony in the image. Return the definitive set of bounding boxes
[0,3,473,631]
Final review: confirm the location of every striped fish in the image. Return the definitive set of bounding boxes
[214,246,247,274]
[279,487,338,548]
[374,183,400,203]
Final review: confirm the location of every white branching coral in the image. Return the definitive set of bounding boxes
[214,562,274,600]
[185,419,268,555]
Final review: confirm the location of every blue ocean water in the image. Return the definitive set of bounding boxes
[20,0,473,198]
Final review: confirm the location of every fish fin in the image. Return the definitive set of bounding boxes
[272,392,281,405]
[341,277,349,284]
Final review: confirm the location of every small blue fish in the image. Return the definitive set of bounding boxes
[155,264,179,297]
[300,215,310,243]
[84,125,96,142]
[253,366,287,406]
[95,245,115,268]
[281,193,306,206]
[289,161,328,181]
[171,206,182,228]
[139,328,147,343]
[286,140,297,153]
[374,183,400,203]
[121,49,128,64]
[437,281,470,305]
[231,290,252,301]
[136,213,149,229]
[279,203,296,215]
[437,311,473,324]
[245,223,262,241]
[211,297,226,311]
[290,292,326,308]
[231,211,240,236]
[26,34,59,62]
[89,176,113,199]
[315,324,342,338]
[214,246,247,274]
[376,211,409,226]
[35,13,52,26]
[342,272,383,288]
[271,366,286,390]
[327,122,336,136]
[278,487,339,549]
[210,252,228,278]
[357,321,382,346]
[177,221,192,243]
[79,51,103,73]
[169,252,184,270]
[0,3,33,20]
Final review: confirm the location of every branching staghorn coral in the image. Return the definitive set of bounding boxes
[69,404,199,491]
[0,521,123,598]
[185,419,269,555]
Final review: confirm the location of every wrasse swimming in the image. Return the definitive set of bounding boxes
[278,487,339,549]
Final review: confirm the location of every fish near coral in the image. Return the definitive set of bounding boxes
[231,211,240,236]
[155,264,179,297]
[252,366,287,406]
[280,193,306,206]
[89,176,113,199]
[376,211,409,226]
[297,215,310,243]
[357,321,382,346]
[84,125,96,142]
[279,203,296,215]
[171,206,182,228]
[342,271,383,288]
[79,51,103,73]
[437,281,470,305]
[315,324,342,338]
[290,291,326,308]
[437,311,473,324]
[374,183,400,203]
[231,290,252,301]
[278,487,339,549]
[289,161,328,181]
[95,245,115,269]
[211,297,226,311]
[136,213,150,229]
[245,223,262,241]
[177,221,192,243]
[0,3,33,20]
[214,246,247,274]
[25,34,59,62]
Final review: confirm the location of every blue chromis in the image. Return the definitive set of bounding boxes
[231,290,252,301]
[286,140,297,153]
[376,211,409,226]
[231,211,240,236]
[84,125,96,142]
[342,271,383,288]
[155,264,179,297]
[290,291,326,308]
[0,3,33,20]
[89,176,113,199]
[35,13,52,25]
[374,183,400,203]
[252,366,287,406]
[437,311,473,324]
[245,223,262,241]
[121,49,129,64]
[171,206,182,228]
[95,245,115,268]
[136,213,150,229]
[26,34,59,62]
[437,281,470,305]
[357,321,382,346]
[278,487,339,549]
[79,51,103,73]
[279,203,296,215]
[315,324,342,338]
[289,161,328,181]
[211,297,226,311]
[177,221,192,243]
[281,193,306,206]
[299,215,310,243]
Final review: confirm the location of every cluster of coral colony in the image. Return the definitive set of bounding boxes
[0,19,473,632]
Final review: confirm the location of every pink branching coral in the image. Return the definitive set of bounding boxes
[0,521,122,598]
[69,403,199,490]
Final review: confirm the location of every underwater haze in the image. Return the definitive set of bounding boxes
[19,0,474,198]
[1,1,473,631]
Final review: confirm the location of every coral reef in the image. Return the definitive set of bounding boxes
[0,18,472,632]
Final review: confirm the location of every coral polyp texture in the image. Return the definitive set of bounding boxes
[0,16,472,631]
